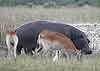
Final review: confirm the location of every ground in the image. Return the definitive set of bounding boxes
[0,51,100,71]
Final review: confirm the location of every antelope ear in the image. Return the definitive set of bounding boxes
[39,34,45,38]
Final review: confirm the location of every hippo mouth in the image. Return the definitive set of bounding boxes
[81,49,92,55]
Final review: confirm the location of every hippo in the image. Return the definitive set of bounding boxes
[15,21,92,55]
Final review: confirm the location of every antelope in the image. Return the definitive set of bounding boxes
[37,30,81,64]
[6,31,18,60]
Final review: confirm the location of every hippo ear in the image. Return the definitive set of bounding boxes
[98,35,100,38]
[87,39,90,43]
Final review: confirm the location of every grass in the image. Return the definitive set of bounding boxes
[0,6,100,25]
[0,6,100,71]
[0,55,100,71]
[0,6,100,43]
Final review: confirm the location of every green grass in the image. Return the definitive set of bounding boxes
[0,55,100,71]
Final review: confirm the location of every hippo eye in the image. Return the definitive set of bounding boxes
[80,34,83,38]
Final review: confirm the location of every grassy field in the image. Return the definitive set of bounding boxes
[0,6,100,26]
[0,6,100,43]
[0,6,100,71]
[0,55,100,71]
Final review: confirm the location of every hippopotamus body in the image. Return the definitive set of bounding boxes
[15,21,92,55]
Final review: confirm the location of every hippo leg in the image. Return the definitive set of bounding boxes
[16,44,22,55]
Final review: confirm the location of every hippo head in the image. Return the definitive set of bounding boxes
[79,35,92,55]
[75,33,92,55]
